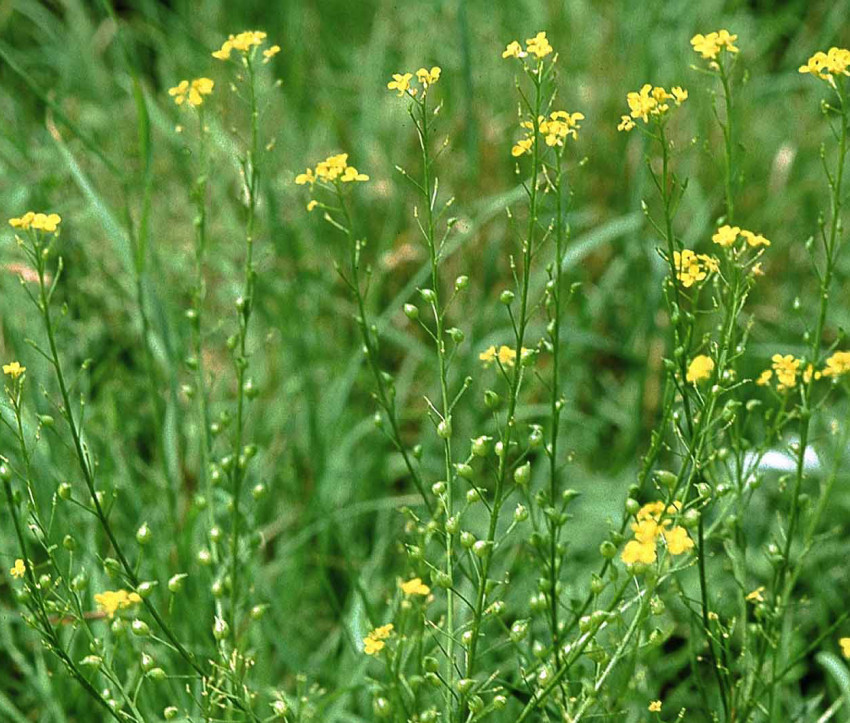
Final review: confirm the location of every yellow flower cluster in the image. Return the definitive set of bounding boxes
[8,211,62,233]
[478,345,530,367]
[711,224,770,249]
[673,249,717,288]
[263,45,281,63]
[10,559,26,578]
[295,153,369,187]
[690,30,739,60]
[94,589,142,619]
[686,354,715,384]
[400,577,430,596]
[212,30,268,60]
[168,78,214,107]
[3,361,26,379]
[502,31,553,61]
[363,623,394,655]
[621,501,694,565]
[618,84,687,132]
[511,111,585,156]
[822,351,850,378]
[799,47,850,81]
[386,67,442,97]
[756,350,850,390]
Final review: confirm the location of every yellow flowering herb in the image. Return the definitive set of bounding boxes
[169,78,214,107]
[94,589,143,619]
[212,30,268,60]
[363,623,394,656]
[525,31,553,59]
[822,350,850,378]
[501,40,527,59]
[771,354,800,389]
[621,539,656,565]
[663,525,694,555]
[712,224,740,247]
[620,83,688,130]
[799,47,850,81]
[686,354,715,384]
[746,586,765,602]
[648,700,663,712]
[673,249,710,288]
[3,361,26,379]
[415,66,441,88]
[387,72,414,97]
[10,559,26,578]
[9,211,62,233]
[690,30,739,60]
[479,345,528,367]
[263,45,281,63]
[400,577,431,596]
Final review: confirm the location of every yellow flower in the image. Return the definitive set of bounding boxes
[295,168,316,185]
[9,211,61,233]
[306,200,318,212]
[671,86,688,105]
[212,30,267,60]
[10,559,26,578]
[400,577,431,596]
[740,229,770,247]
[363,623,394,655]
[479,345,520,367]
[840,637,850,660]
[663,525,694,555]
[170,78,214,107]
[673,249,708,288]
[621,539,656,565]
[691,30,739,60]
[746,586,765,603]
[648,700,663,713]
[94,589,143,619]
[387,72,414,97]
[415,66,441,88]
[341,166,370,183]
[501,40,527,59]
[511,137,533,157]
[771,354,800,389]
[263,45,281,63]
[541,110,584,145]
[617,115,635,132]
[686,354,715,384]
[756,369,773,386]
[631,519,662,544]
[712,224,740,247]
[822,350,850,378]
[3,361,26,379]
[799,47,850,80]
[525,31,553,59]
[637,500,666,523]
[316,153,350,182]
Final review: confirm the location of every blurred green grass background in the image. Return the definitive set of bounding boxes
[2,0,850,718]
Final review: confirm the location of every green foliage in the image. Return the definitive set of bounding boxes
[1,1,850,721]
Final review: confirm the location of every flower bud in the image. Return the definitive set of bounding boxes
[454,275,469,291]
[403,303,419,321]
[213,616,230,641]
[437,417,452,439]
[164,707,179,720]
[466,488,481,503]
[499,290,515,305]
[168,573,187,593]
[514,503,529,522]
[62,534,76,551]
[419,288,437,303]
[471,436,491,457]
[138,581,158,598]
[514,462,531,487]
[131,620,151,637]
[136,523,152,545]
[58,482,72,500]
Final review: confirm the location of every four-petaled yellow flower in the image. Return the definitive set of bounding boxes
[3,361,26,379]
[686,354,715,384]
[212,30,268,60]
[400,577,431,596]
[9,212,62,233]
[94,589,142,619]
[712,224,740,247]
[617,115,635,132]
[10,559,26,578]
[363,623,394,656]
[511,137,533,157]
[169,78,214,107]
[663,525,694,555]
[387,72,414,97]
[740,229,770,247]
[648,700,663,713]
[690,30,739,60]
[799,47,850,81]
[840,637,850,660]
[673,249,715,288]
[620,83,687,130]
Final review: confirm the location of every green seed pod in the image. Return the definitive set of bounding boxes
[250,604,269,620]
[445,515,459,534]
[625,498,640,516]
[471,436,491,457]
[514,462,531,487]
[39,415,55,427]
[136,523,152,546]
[212,617,230,641]
[499,290,515,305]
[419,288,437,303]
[473,540,491,559]
[468,695,484,714]
[466,488,481,503]
[57,482,72,500]
[141,652,155,672]
[455,463,474,480]
[510,620,528,642]
[654,470,677,489]
[423,656,439,673]
[62,534,76,551]
[437,417,452,439]
[243,379,259,399]
[493,694,507,710]
[138,581,157,598]
[449,327,465,344]
[164,707,179,720]
[455,275,469,290]
[484,390,501,409]
[168,574,187,593]
[147,667,167,681]
[457,678,475,694]
[131,620,151,637]
[514,503,529,522]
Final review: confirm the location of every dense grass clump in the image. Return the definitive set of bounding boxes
[2,1,850,721]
